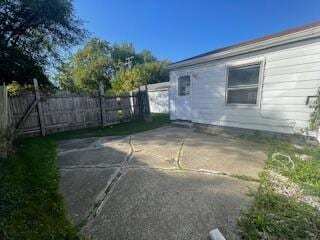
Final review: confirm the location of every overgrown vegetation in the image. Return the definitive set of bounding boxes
[238,135,320,239]
[239,183,320,239]
[0,114,169,239]
[310,88,320,130]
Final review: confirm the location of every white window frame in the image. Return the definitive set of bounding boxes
[177,75,191,96]
[225,59,265,108]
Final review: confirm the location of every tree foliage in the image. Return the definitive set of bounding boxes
[111,61,169,93]
[139,49,157,63]
[310,89,320,130]
[56,38,113,91]
[144,60,169,84]
[0,0,86,85]
[111,64,151,93]
[111,42,136,66]
[57,37,169,92]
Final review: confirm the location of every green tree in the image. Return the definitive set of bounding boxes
[1,46,49,85]
[111,64,151,93]
[143,61,169,84]
[56,60,75,90]
[111,42,136,67]
[0,0,86,85]
[138,49,157,63]
[57,38,113,91]
[111,61,169,93]
[57,38,170,92]
[111,43,157,66]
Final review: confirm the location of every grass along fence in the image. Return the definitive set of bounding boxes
[10,80,149,137]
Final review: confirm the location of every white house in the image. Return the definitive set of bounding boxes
[168,21,320,137]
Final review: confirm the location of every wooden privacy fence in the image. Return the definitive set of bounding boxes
[10,80,149,137]
[0,84,14,157]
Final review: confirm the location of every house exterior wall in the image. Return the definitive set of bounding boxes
[148,89,169,113]
[169,38,320,135]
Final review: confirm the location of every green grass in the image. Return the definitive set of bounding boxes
[0,138,82,240]
[265,140,320,197]
[47,113,169,141]
[238,134,320,239]
[0,113,169,239]
[238,184,320,239]
[229,174,260,183]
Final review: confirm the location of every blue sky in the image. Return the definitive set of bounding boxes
[74,0,320,62]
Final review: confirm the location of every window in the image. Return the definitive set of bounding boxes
[178,76,190,96]
[226,63,261,105]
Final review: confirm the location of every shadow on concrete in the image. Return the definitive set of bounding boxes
[57,126,265,240]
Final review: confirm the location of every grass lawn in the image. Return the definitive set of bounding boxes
[47,113,169,141]
[0,113,169,240]
[238,135,320,239]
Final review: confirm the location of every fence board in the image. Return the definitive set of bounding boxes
[104,93,118,124]
[119,93,132,121]
[10,89,145,136]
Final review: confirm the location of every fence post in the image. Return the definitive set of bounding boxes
[144,84,151,122]
[0,84,7,158]
[0,83,13,158]
[137,86,143,120]
[33,78,46,136]
[99,81,107,127]
[138,85,151,123]
[0,84,8,130]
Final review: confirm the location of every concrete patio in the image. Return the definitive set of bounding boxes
[57,125,266,239]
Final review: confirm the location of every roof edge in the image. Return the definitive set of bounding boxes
[167,21,320,70]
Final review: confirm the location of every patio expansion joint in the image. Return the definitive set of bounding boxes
[126,165,225,175]
[78,136,135,229]
[126,165,259,183]
[58,164,121,170]
[58,146,106,156]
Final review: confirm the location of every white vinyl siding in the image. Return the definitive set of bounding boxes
[169,39,320,134]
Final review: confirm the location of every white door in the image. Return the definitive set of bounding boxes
[175,75,191,120]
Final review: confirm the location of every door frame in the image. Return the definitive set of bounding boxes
[175,73,192,121]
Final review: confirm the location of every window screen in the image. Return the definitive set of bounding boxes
[226,64,261,105]
[178,76,190,96]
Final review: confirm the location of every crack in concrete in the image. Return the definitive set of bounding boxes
[76,135,259,230]
[175,139,185,170]
[79,136,135,229]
